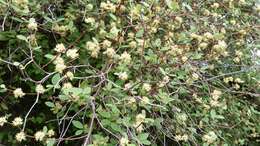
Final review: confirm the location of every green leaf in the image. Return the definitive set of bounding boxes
[45,101,55,108]
[44,54,54,60]
[137,133,151,145]
[16,35,27,41]
[75,130,83,135]
[136,29,144,38]
[51,73,61,85]
[63,87,84,96]
[72,120,84,129]
[0,31,16,41]
[165,0,179,11]
[46,138,55,146]
[138,133,149,141]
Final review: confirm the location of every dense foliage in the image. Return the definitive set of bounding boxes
[0,0,260,146]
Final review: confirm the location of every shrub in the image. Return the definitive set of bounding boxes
[0,0,259,146]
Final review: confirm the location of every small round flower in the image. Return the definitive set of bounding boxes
[15,131,26,142]
[217,40,227,49]
[55,63,66,73]
[86,4,93,10]
[36,84,45,94]
[203,32,213,40]
[12,117,23,126]
[199,42,208,49]
[203,9,210,16]
[53,56,64,65]
[103,47,116,58]
[135,113,146,126]
[119,51,131,63]
[34,131,46,141]
[62,82,73,89]
[47,129,55,137]
[54,43,66,53]
[117,72,128,80]
[176,113,187,122]
[66,49,79,59]
[84,17,95,24]
[235,78,244,83]
[129,41,137,49]
[211,90,222,101]
[13,88,25,98]
[233,57,240,63]
[224,77,233,84]
[141,96,150,104]
[120,137,129,146]
[182,134,189,141]
[202,131,218,144]
[86,40,100,58]
[175,16,183,23]
[102,40,112,48]
[143,83,151,92]
[27,18,37,31]
[0,116,7,126]
[181,56,188,62]
[211,3,220,8]
[65,71,74,80]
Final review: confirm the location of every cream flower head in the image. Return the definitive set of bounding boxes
[12,117,23,126]
[13,88,25,98]
[16,131,26,142]
[34,131,45,141]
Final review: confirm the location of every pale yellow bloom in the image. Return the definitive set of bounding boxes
[141,96,150,104]
[175,16,183,23]
[86,40,100,58]
[211,90,222,101]
[13,88,25,98]
[12,117,23,126]
[224,77,233,83]
[55,63,66,73]
[202,131,218,144]
[0,116,7,126]
[103,47,116,58]
[47,129,55,137]
[34,131,45,141]
[27,18,37,30]
[15,131,26,142]
[66,49,79,59]
[143,83,151,92]
[117,72,128,80]
[63,82,73,89]
[102,40,112,48]
[119,51,131,63]
[120,137,129,146]
[211,3,220,8]
[53,56,65,65]
[65,71,74,80]
[54,43,66,53]
[36,84,45,94]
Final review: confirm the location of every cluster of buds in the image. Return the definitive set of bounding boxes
[202,131,218,144]
[100,1,116,12]
[209,90,222,107]
[86,39,100,58]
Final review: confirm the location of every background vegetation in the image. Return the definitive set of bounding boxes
[0,0,259,146]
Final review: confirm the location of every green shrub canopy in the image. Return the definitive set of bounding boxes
[0,0,259,146]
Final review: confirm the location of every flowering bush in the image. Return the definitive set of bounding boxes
[0,0,259,146]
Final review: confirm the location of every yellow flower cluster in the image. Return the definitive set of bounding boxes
[86,39,100,58]
[13,88,25,98]
[53,56,66,73]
